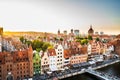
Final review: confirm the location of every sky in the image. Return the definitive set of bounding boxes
[0,0,120,34]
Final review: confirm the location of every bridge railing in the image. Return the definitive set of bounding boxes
[86,69,120,80]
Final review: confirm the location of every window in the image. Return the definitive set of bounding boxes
[20,71,22,74]
[10,64,12,67]
[44,58,47,60]
[10,68,12,71]
[17,76,19,79]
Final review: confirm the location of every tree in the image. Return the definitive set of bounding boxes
[76,39,81,42]
[36,48,42,52]
[26,40,32,46]
[32,40,44,50]
[19,36,24,43]
[60,38,63,41]
[54,37,58,41]
[48,45,53,49]
[96,37,100,41]
[81,39,88,45]
[88,35,93,40]
[76,36,80,39]
[32,40,52,52]
[42,42,50,52]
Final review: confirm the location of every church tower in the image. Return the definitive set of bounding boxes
[58,29,60,35]
[88,25,94,36]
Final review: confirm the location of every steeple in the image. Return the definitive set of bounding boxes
[58,29,60,35]
[88,25,94,35]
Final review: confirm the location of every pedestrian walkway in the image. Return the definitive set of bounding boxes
[85,69,120,80]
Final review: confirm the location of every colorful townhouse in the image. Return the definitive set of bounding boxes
[41,51,50,74]
[33,51,41,75]
[55,44,64,70]
[48,49,57,71]
[64,49,71,68]
[68,41,88,66]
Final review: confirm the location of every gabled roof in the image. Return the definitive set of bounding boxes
[64,49,71,58]
[80,46,87,54]
[48,49,56,56]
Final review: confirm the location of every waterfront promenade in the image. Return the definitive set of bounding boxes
[56,59,120,80]
[31,58,120,80]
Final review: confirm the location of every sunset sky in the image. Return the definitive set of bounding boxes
[0,0,120,34]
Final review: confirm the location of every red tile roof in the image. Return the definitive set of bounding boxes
[64,49,71,58]
[48,49,56,56]
[80,46,87,54]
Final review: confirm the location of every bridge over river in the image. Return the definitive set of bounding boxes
[85,69,120,80]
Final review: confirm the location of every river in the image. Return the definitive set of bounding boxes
[62,62,120,80]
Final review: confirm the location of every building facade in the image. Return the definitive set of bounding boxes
[55,44,64,70]
[41,51,49,74]
[33,51,41,75]
[0,46,33,80]
[48,49,57,71]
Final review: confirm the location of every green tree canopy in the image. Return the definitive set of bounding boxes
[32,40,44,50]
[32,40,52,52]
[60,38,63,41]
[96,37,100,41]
[19,36,25,43]
[81,39,88,45]
[54,37,58,41]
[26,40,32,46]
[88,35,93,40]
[42,42,51,52]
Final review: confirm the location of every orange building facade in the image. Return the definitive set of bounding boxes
[0,46,33,80]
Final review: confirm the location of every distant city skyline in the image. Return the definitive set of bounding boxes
[0,0,120,35]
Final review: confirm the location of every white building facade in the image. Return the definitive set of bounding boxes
[55,44,64,70]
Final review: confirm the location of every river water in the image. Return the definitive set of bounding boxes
[62,62,120,80]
